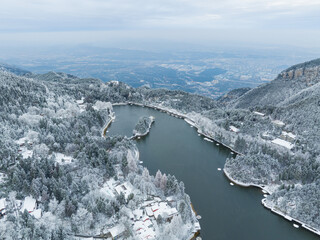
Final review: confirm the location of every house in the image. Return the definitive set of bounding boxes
[133,220,155,240]
[20,196,36,213]
[133,209,143,220]
[115,182,134,200]
[153,202,178,220]
[229,126,240,133]
[109,224,126,240]
[271,138,294,150]
[272,120,285,127]
[31,209,42,219]
[145,207,154,217]
[280,131,296,143]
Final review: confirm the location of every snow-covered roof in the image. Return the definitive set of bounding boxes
[272,120,285,127]
[16,137,28,145]
[253,111,265,116]
[76,98,84,105]
[145,207,153,217]
[133,209,143,220]
[109,224,125,238]
[271,138,294,149]
[115,182,134,199]
[93,101,113,111]
[153,202,178,219]
[31,208,42,219]
[229,126,240,133]
[0,198,6,210]
[134,220,155,240]
[194,221,201,232]
[21,148,33,159]
[281,131,296,139]
[21,196,36,213]
[54,153,73,164]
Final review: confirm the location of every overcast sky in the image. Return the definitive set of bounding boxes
[0,0,320,50]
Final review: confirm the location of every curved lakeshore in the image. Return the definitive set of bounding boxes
[107,104,319,239]
[114,102,320,238]
[113,102,242,155]
[224,164,320,237]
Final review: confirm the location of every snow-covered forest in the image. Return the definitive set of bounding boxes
[0,57,320,238]
[0,71,198,239]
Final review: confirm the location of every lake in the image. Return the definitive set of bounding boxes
[108,105,318,240]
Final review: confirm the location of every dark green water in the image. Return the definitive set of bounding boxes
[108,105,318,240]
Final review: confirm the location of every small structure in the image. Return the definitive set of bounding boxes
[261,132,273,140]
[153,202,178,220]
[253,111,265,117]
[31,209,42,219]
[229,126,240,133]
[271,138,294,150]
[272,120,285,127]
[20,196,36,213]
[108,224,126,240]
[115,182,134,200]
[133,209,143,220]
[194,222,201,232]
[280,131,296,143]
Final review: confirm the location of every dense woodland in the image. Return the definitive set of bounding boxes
[0,58,320,236]
[0,70,195,239]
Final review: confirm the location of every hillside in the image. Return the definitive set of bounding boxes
[0,58,319,238]
[232,58,320,108]
[0,70,198,239]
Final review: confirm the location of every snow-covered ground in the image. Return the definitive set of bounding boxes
[54,153,73,165]
[98,177,200,240]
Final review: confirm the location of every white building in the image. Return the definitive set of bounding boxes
[271,138,294,150]
[229,126,240,133]
[21,196,37,213]
[253,111,265,117]
[115,182,134,200]
[109,224,126,240]
[280,131,296,143]
[272,120,285,127]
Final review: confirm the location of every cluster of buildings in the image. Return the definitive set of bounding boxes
[228,111,297,150]
[0,196,42,220]
[99,179,200,240]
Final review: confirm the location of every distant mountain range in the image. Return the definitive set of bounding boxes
[0,63,31,76]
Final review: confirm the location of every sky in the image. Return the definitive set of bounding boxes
[0,0,320,51]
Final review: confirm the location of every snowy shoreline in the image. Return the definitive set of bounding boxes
[261,199,320,236]
[113,102,241,155]
[105,103,201,239]
[102,115,115,137]
[112,101,320,238]
[130,116,155,140]
[223,168,320,236]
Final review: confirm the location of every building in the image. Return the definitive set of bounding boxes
[20,196,36,213]
[0,198,6,217]
[229,126,240,133]
[272,120,285,127]
[271,138,294,150]
[280,131,296,143]
[108,224,126,240]
[253,111,265,117]
[115,182,134,200]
